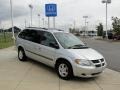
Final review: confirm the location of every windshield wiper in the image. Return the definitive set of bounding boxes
[68,44,88,49]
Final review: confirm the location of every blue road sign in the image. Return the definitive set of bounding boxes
[45,4,57,17]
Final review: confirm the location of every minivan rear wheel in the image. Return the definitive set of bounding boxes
[18,48,27,61]
[56,61,73,80]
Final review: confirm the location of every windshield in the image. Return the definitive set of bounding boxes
[54,33,88,49]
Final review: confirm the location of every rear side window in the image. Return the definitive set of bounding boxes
[29,30,41,43]
[18,29,40,43]
[18,29,58,48]
[18,29,28,39]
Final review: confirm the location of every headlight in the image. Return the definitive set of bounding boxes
[75,59,92,66]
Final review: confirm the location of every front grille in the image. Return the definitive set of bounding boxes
[91,59,105,68]
[92,60,99,63]
[95,64,101,67]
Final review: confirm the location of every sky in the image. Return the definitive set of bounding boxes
[0,0,120,31]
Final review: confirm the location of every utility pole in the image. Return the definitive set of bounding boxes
[10,0,15,41]
[53,17,56,29]
[48,17,50,28]
[106,2,108,38]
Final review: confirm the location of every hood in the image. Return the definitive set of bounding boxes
[67,48,103,60]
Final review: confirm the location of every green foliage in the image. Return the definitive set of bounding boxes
[0,32,14,49]
[96,23,103,36]
[69,28,75,33]
[112,17,120,35]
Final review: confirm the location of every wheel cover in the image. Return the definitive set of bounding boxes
[19,51,23,60]
[58,63,68,77]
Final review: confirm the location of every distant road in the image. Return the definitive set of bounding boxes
[81,38,120,72]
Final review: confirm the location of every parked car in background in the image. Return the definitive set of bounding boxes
[113,35,120,40]
[108,32,113,39]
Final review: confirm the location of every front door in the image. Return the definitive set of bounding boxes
[36,31,59,67]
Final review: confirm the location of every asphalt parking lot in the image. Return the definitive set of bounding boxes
[0,46,120,90]
[81,38,120,72]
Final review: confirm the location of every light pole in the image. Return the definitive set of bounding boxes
[10,0,15,40]
[45,20,48,28]
[25,19,27,28]
[86,21,89,36]
[74,20,76,29]
[102,0,111,39]
[29,4,33,27]
[38,14,40,27]
[83,16,88,37]
[42,18,45,28]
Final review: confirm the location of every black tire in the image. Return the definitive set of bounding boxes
[18,48,27,61]
[56,60,73,80]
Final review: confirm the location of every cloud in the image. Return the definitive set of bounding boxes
[0,0,120,29]
[0,0,29,21]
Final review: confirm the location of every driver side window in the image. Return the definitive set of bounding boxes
[40,32,58,48]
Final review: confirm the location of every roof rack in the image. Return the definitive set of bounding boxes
[26,27,48,30]
[26,27,64,31]
[46,28,64,31]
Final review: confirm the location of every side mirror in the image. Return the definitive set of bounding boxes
[49,43,59,49]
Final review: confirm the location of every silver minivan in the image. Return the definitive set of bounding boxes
[16,28,107,80]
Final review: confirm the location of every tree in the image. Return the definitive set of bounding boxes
[112,17,120,35]
[69,28,73,33]
[7,26,21,33]
[96,23,103,36]
[69,28,75,33]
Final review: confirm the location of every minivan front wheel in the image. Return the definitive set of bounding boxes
[18,49,27,61]
[56,61,73,80]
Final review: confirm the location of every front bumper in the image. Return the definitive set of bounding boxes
[73,64,106,78]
